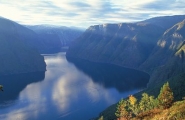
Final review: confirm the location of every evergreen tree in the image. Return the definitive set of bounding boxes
[158,82,174,109]
[149,96,159,109]
[139,93,159,112]
[139,93,150,112]
[115,99,130,120]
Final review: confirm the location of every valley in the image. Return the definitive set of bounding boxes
[0,14,185,120]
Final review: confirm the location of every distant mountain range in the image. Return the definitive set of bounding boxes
[26,25,84,53]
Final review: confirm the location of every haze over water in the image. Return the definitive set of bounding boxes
[0,52,149,120]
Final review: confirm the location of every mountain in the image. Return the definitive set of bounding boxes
[0,17,46,75]
[66,15,185,119]
[139,15,185,29]
[66,15,185,72]
[26,25,84,46]
[141,19,185,87]
[15,24,61,54]
[2,18,47,53]
[67,15,185,69]
[67,23,163,68]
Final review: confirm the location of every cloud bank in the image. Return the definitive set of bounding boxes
[0,0,184,28]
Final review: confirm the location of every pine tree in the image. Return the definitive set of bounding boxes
[115,99,130,120]
[158,82,174,109]
[139,93,150,112]
[139,93,159,112]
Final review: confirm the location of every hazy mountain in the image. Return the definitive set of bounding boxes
[27,25,84,47]
[139,15,185,29]
[0,17,57,54]
[0,17,46,75]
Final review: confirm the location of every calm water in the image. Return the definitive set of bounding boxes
[0,52,149,120]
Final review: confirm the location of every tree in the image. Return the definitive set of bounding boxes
[158,82,174,109]
[139,93,159,112]
[139,93,150,112]
[128,95,139,116]
[149,96,159,109]
[98,116,103,120]
[115,99,130,120]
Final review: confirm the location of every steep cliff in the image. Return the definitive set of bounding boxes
[0,17,46,75]
[89,17,185,120]
[67,23,164,68]
[67,15,185,86]
[143,19,185,86]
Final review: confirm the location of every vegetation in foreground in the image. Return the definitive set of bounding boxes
[98,82,185,120]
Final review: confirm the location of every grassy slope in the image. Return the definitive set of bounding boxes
[132,100,185,120]
[148,100,185,120]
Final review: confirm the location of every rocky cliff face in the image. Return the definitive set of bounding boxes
[0,17,46,75]
[67,23,164,68]
[143,19,185,86]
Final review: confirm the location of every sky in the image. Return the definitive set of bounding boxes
[0,0,185,28]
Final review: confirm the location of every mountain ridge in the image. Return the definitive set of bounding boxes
[67,15,185,75]
[67,23,164,69]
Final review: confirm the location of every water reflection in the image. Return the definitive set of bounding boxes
[0,52,149,120]
[0,72,45,103]
[67,58,150,92]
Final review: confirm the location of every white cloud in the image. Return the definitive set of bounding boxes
[0,0,184,28]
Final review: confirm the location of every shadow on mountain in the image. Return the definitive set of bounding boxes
[67,58,150,93]
[0,72,45,103]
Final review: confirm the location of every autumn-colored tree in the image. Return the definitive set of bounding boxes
[128,95,139,116]
[98,116,103,120]
[158,82,174,109]
[115,99,130,120]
